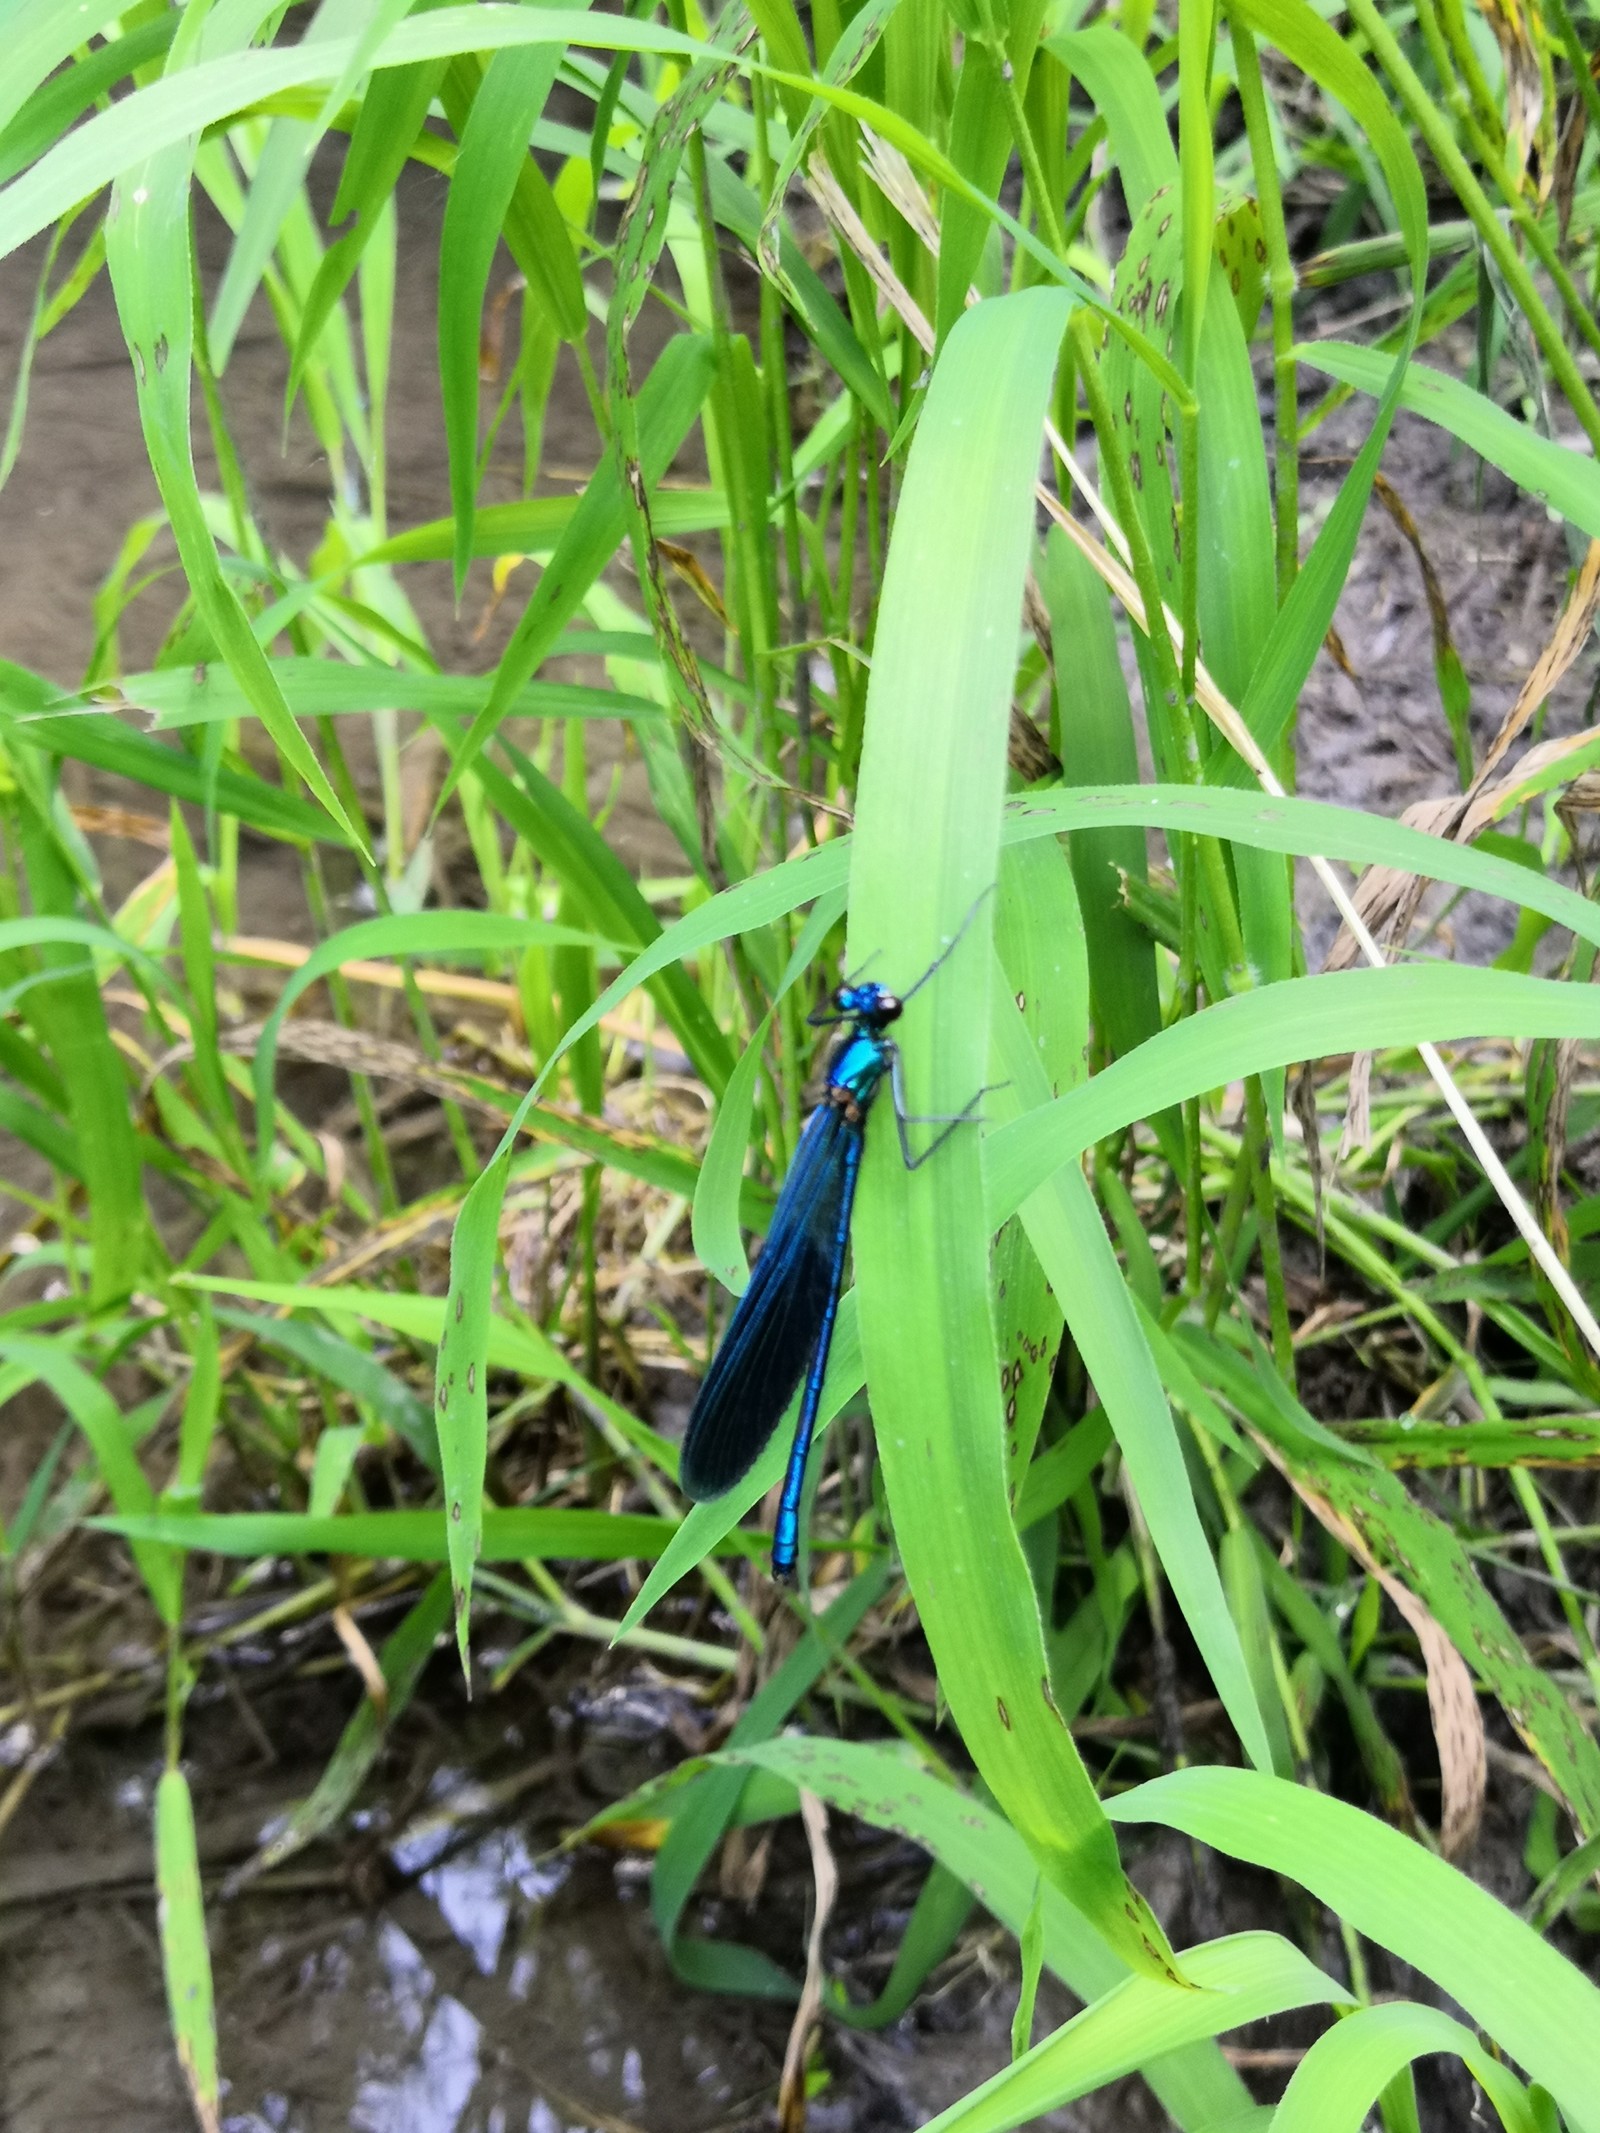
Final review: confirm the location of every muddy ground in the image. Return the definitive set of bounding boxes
[0,157,1595,2132]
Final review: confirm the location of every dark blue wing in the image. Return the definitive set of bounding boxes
[680,1101,858,1500]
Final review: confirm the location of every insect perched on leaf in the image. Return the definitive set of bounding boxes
[681,896,993,1577]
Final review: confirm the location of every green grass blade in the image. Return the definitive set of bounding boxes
[1215,0,1430,777]
[1190,1331,1600,1833]
[1111,1768,1600,2133]
[1004,785,1600,953]
[0,1083,78,1175]
[209,0,421,366]
[353,484,730,565]
[986,965,1600,1231]
[0,663,354,845]
[439,33,568,594]
[119,658,664,728]
[175,1295,220,1498]
[178,1276,664,1455]
[155,1768,220,2133]
[170,805,248,1176]
[212,1307,438,1471]
[96,1505,760,1561]
[0,14,709,260]
[731,1736,1256,2127]
[287,56,444,411]
[475,740,734,1090]
[1271,2002,1539,2133]
[0,0,137,138]
[244,1572,453,1877]
[7,808,152,1303]
[994,992,1275,1773]
[103,45,361,847]
[1048,25,1177,213]
[915,1934,1343,2133]
[435,330,718,812]
[0,1335,178,1621]
[250,907,612,1169]
[1299,340,1600,538]
[845,285,1181,1983]
[1035,537,1170,1139]
[692,1010,773,1299]
[650,1562,890,1996]
[991,842,1080,1490]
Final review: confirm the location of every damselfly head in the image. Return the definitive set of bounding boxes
[832,980,902,1026]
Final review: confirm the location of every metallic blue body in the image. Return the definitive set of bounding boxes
[681,984,901,1578]
[681,897,990,1580]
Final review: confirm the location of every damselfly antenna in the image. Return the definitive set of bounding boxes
[899,882,996,1005]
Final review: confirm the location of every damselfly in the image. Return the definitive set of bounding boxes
[681,902,990,1577]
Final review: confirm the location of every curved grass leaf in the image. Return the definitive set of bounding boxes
[913,1933,1343,2133]
[212,1307,438,1472]
[1270,2001,1539,2133]
[0,818,155,1306]
[250,908,612,1170]
[692,1009,773,1299]
[481,774,1600,1159]
[287,55,445,412]
[1218,0,1429,776]
[0,665,352,846]
[1111,1767,1600,2133]
[1184,1326,1600,1835]
[474,739,733,1091]
[1298,340,1600,540]
[239,1571,453,1880]
[178,1276,674,1469]
[727,1735,1258,2128]
[649,1561,891,2000]
[1009,784,1600,954]
[1048,24,1176,214]
[0,12,711,261]
[0,16,178,189]
[103,13,361,849]
[0,0,143,139]
[987,964,1600,1230]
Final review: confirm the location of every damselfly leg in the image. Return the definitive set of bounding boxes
[886,1048,1000,1170]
